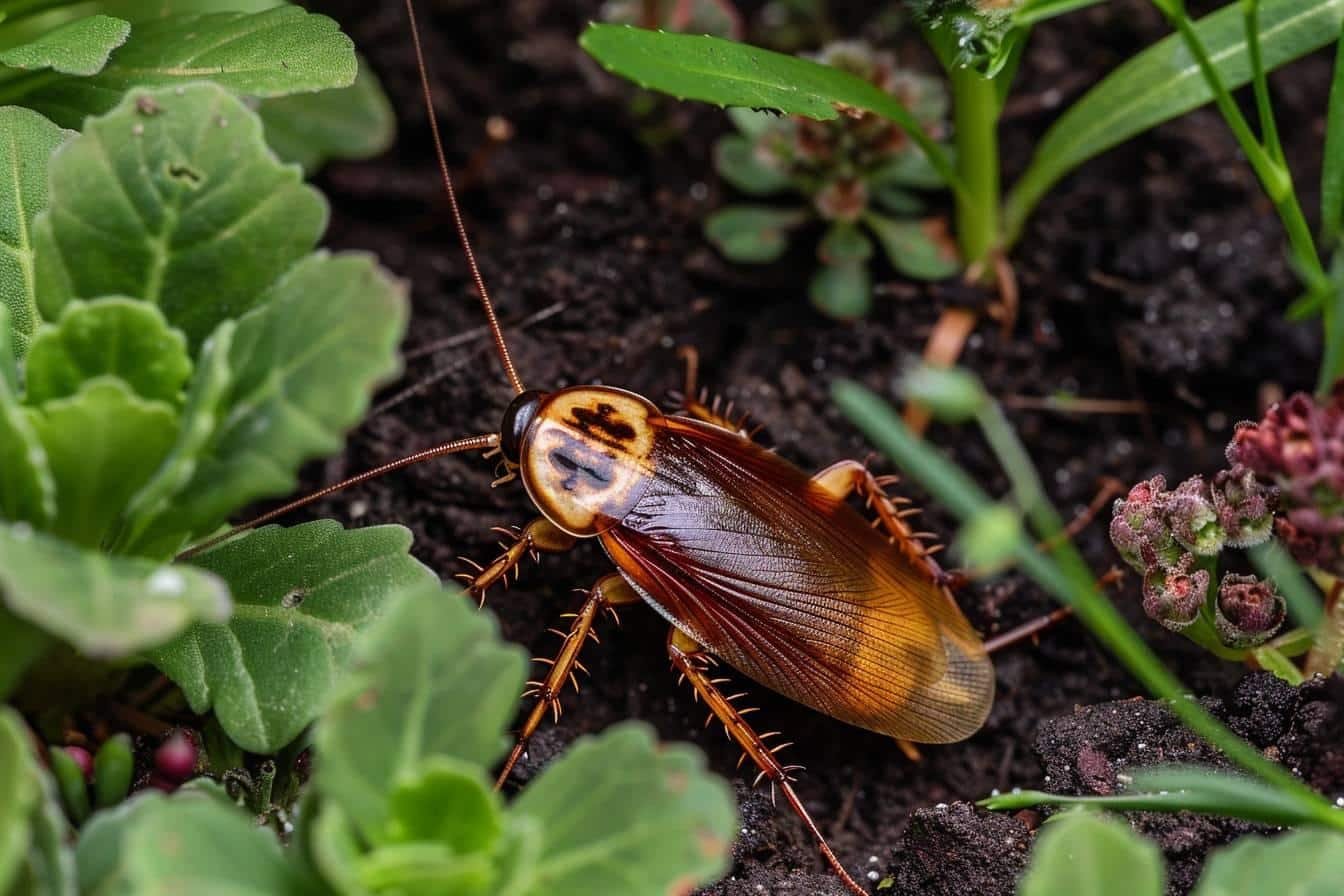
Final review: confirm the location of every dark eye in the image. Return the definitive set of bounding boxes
[498,390,547,462]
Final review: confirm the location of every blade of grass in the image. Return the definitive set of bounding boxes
[1323,22,1344,245]
[832,380,1342,829]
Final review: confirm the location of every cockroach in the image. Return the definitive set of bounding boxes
[185,4,1070,892]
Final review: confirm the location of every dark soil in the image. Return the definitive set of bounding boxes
[300,1,1338,892]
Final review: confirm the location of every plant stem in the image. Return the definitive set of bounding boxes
[949,65,1002,274]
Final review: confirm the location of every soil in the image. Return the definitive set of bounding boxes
[296,1,1339,892]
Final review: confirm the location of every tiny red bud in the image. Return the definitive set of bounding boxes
[154,731,198,782]
[62,745,94,781]
[1141,553,1208,631]
[1215,573,1285,647]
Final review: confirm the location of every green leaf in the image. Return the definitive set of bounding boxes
[864,212,961,280]
[0,706,74,896]
[1323,22,1344,245]
[808,261,870,318]
[315,580,526,842]
[26,378,177,548]
[24,298,191,406]
[704,205,806,263]
[33,83,328,349]
[0,306,56,527]
[17,8,357,129]
[512,722,737,895]
[0,521,229,658]
[77,791,320,895]
[579,24,961,194]
[140,252,406,544]
[1006,0,1344,241]
[713,134,790,196]
[818,221,873,264]
[155,521,437,754]
[0,106,70,354]
[1012,0,1108,28]
[1193,829,1344,895]
[114,320,234,557]
[384,758,502,852]
[1020,810,1164,896]
[0,15,130,77]
[259,54,396,174]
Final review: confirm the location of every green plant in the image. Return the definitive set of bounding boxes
[707,41,959,317]
[0,583,737,895]
[0,1,395,173]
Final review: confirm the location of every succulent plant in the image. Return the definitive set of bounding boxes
[1228,386,1344,577]
[1109,452,1279,651]
[706,40,957,318]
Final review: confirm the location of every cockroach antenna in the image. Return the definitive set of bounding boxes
[404,0,525,396]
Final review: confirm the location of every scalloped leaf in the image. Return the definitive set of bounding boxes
[1193,829,1344,895]
[1020,810,1164,896]
[0,107,70,354]
[704,205,807,263]
[512,722,737,895]
[260,55,396,174]
[0,307,56,527]
[24,298,191,406]
[76,791,319,895]
[16,8,357,129]
[25,379,177,549]
[0,16,130,77]
[135,251,406,544]
[0,522,229,658]
[315,580,526,842]
[33,83,328,349]
[156,521,438,754]
[0,706,75,896]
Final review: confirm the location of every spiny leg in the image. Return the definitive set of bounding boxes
[494,573,640,790]
[667,628,868,896]
[668,346,759,437]
[459,516,576,605]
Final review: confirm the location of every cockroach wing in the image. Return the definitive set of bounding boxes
[601,416,993,743]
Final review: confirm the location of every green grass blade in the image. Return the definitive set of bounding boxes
[1013,0,1110,28]
[579,24,964,199]
[1323,22,1344,244]
[1006,0,1344,243]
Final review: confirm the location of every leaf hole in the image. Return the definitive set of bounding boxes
[166,163,203,187]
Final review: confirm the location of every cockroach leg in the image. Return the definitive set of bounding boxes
[494,574,640,790]
[667,629,869,896]
[460,517,577,605]
[812,460,946,586]
[669,346,759,437]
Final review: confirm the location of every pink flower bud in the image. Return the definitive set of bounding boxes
[1109,476,1180,572]
[62,746,94,781]
[1160,476,1224,555]
[1141,553,1209,631]
[1210,465,1275,548]
[154,730,199,782]
[1214,573,1285,648]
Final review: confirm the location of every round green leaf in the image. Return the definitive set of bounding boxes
[704,205,806,263]
[713,134,790,196]
[24,298,191,406]
[1193,830,1344,895]
[818,222,873,264]
[315,580,526,842]
[511,722,737,896]
[864,211,960,280]
[33,83,328,349]
[0,307,55,527]
[1020,811,1164,896]
[26,378,178,549]
[0,522,230,658]
[0,107,71,354]
[384,759,503,853]
[808,261,871,318]
[156,521,438,754]
[0,15,130,77]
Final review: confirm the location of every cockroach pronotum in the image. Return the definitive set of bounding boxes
[183,4,1070,892]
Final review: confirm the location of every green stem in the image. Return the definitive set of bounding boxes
[949,65,1002,274]
[1242,0,1284,164]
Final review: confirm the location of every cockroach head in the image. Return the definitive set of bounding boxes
[499,390,548,464]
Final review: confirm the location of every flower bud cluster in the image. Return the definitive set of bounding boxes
[1228,386,1344,576]
[1110,463,1281,646]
